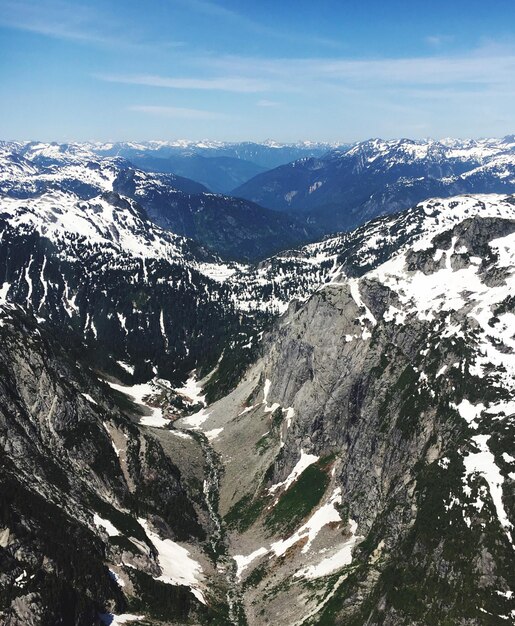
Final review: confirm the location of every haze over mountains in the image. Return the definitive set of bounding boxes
[91,141,338,193]
[0,137,514,625]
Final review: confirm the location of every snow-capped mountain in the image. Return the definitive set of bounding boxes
[87,139,340,169]
[233,136,515,233]
[2,162,514,387]
[69,140,341,194]
[0,189,241,381]
[0,141,316,261]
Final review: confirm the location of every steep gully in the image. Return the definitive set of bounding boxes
[151,376,248,625]
[194,431,247,625]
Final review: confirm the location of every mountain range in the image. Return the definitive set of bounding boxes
[0,141,317,262]
[80,140,339,195]
[0,137,514,625]
[233,136,515,233]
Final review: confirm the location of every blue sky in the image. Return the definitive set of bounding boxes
[1,0,514,142]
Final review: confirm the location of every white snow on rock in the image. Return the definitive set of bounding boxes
[268,450,319,494]
[93,514,120,537]
[270,487,347,556]
[484,400,515,418]
[117,361,135,375]
[463,435,514,545]
[205,428,224,441]
[174,373,206,406]
[0,282,10,305]
[138,413,168,428]
[106,380,168,428]
[102,422,122,456]
[81,393,98,405]
[170,429,193,439]
[99,614,144,625]
[0,191,183,260]
[294,519,359,579]
[181,407,212,429]
[233,547,268,580]
[436,365,447,378]
[285,406,295,427]
[451,399,485,429]
[138,518,206,604]
[349,278,377,331]
[262,378,281,413]
[263,379,271,404]
[232,486,357,580]
[198,262,239,283]
[108,568,125,588]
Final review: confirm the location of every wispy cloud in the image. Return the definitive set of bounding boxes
[202,46,515,89]
[425,34,454,47]
[0,0,110,44]
[257,99,280,107]
[173,0,342,49]
[128,105,223,119]
[97,73,271,93]
[0,0,183,49]
[101,46,515,114]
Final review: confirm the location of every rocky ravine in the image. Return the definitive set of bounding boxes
[183,196,515,625]
[1,194,515,625]
[0,302,240,625]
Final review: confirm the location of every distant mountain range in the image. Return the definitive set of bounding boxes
[233,136,515,232]
[2,136,515,267]
[87,140,341,194]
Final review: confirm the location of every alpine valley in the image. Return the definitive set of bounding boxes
[0,139,514,626]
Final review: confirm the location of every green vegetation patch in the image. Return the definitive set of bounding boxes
[242,564,267,590]
[224,493,271,533]
[265,455,333,535]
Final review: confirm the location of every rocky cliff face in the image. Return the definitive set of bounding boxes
[0,304,235,625]
[189,196,515,625]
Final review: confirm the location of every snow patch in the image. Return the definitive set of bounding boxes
[81,393,98,405]
[106,380,168,428]
[268,450,319,494]
[99,614,144,625]
[93,514,119,537]
[181,407,212,429]
[108,568,125,588]
[205,428,223,441]
[174,373,206,406]
[0,282,10,305]
[294,520,359,579]
[117,360,134,375]
[452,399,485,429]
[138,518,206,604]
[233,547,268,580]
[463,435,513,544]
[170,430,192,440]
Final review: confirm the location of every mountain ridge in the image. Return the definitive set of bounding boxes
[0,141,318,262]
[233,136,515,234]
